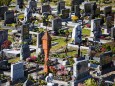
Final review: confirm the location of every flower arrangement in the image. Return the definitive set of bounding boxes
[71,16,78,22]
[1,40,12,49]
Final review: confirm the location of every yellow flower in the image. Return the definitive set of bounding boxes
[71,16,78,21]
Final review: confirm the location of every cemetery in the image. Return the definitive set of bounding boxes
[0,0,115,86]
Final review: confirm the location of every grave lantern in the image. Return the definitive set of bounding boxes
[42,31,51,73]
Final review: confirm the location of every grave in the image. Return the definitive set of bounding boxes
[0,30,8,50]
[29,0,37,12]
[16,0,24,9]
[11,62,24,81]
[71,24,82,44]
[84,2,92,16]
[72,59,91,85]
[57,0,65,14]
[111,27,115,40]
[20,43,30,60]
[74,5,80,18]
[4,10,15,25]
[41,5,51,14]
[21,24,30,42]
[105,16,113,33]
[52,18,62,33]
[61,9,70,19]
[90,18,102,42]
[104,6,112,17]
[0,6,8,20]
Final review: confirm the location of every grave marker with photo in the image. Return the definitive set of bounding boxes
[11,62,24,81]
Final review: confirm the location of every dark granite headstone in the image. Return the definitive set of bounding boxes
[111,27,115,40]
[4,10,15,25]
[106,16,113,33]
[21,24,30,41]
[104,6,112,17]
[61,9,70,19]
[17,0,24,9]
[74,5,80,18]
[57,1,65,14]
[41,5,51,14]
[84,3,92,16]
[29,0,37,12]
[0,6,8,20]
[52,18,62,32]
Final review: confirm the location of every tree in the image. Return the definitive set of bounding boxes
[0,0,12,6]
[84,78,98,86]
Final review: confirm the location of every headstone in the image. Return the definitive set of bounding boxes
[95,7,100,17]
[61,9,70,19]
[84,3,92,16]
[72,24,82,44]
[16,0,24,9]
[52,18,62,32]
[11,62,24,81]
[21,24,30,41]
[100,51,113,70]
[0,30,8,50]
[29,0,37,12]
[74,5,80,18]
[41,5,51,14]
[24,8,32,22]
[0,6,8,20]
[57,1,65,14]
[104,6,112,17]
[105,16,113,33]
[20,43,30,60]
[72,60,90,85]
[4,10,15,25]
[111,27,115,40]
[90,19,102,41]
[37,32,44,48]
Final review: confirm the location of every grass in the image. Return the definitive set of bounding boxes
[82,28,91,36]
[8,57,20,63]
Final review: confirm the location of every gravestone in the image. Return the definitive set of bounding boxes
[105,16,113,33]
[16,0,24,9]
[4,10,15,25]
[11,62,24,81]
[104,6,112,17]
[61,9,70,19]
[41,5,51,14]
[0,6,8,20]
[72,59,90,85]
[71,0,84,12]
[21,24,30,42]
[90,19,102,41]
[20,43,30,60]
[57,1,65,14]
[84,3,92,16]
[52,18,62,32]
[100,51,113,72]
[74,5,80,18]
[24,8,32,22]
[91,2,97,19]
[72,24,82,44]
[111,27,115,40]
[95,7,100,17]
[0,30,8,50]
[29,0,37,12]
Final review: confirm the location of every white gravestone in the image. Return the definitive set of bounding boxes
[11,62,24,81]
